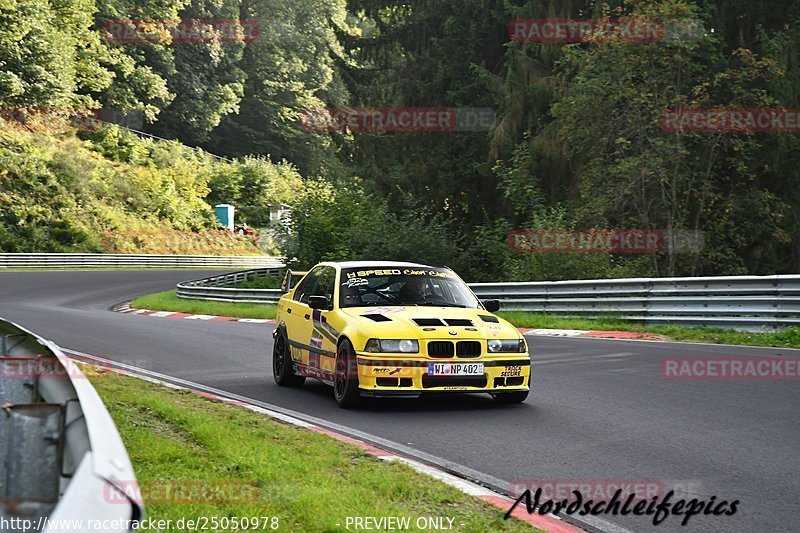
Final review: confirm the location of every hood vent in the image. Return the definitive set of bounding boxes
[362,314,392,322]
[413,318,446,327]
[478,315,499,323]
[444,318,473,327]
[413,318,474,327]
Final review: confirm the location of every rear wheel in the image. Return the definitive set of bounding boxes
[334,339,360,408]
[493,390,529,404]
[273,332,305,387]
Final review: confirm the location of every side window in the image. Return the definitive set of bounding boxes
[293,268,322,304]
[312,267,336,307]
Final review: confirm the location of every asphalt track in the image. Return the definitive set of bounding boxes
[1,270,798,533]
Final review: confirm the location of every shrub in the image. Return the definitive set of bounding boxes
[103,230,262,256]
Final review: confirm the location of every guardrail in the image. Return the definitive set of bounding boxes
[0,253,284,269]
[176,270,800,330]
[469,275,800,330]
[177,268,284,303]
[1,318,142,531]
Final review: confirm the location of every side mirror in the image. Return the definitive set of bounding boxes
[482,299,500,313]
[309,295,330,310]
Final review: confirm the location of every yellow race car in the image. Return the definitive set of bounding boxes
[272,261,531,407]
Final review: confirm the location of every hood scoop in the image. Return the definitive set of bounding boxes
[412,318,474,327]
[362,314,392,322]
[413,318,445,327]
[478,314,499,323]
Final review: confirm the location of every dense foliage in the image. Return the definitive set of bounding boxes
[1,0,798,279]
[104,229,261,255]
[0,120,300,253]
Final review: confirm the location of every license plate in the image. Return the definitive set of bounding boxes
[427,363,484,376]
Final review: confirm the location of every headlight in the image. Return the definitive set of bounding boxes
[487,339,526,353]
[365,339,419,353]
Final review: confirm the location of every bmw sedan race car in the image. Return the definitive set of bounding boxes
[272,261,531,407]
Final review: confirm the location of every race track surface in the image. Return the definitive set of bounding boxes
[1,270,798,532]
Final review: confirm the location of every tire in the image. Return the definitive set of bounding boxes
[273,332,305,387]
[334,339,360,408]
[493,390,529,404]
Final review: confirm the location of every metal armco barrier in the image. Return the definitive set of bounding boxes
[0,253,284,269]
[177,268,285,303]
[177,270,800,330]
[469,275,800,330]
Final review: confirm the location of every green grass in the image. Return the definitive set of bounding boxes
[497,313,645,331]
[129,290,800,349]
[90,371,539,532]
[235,275,283,289]
[130,290,277,319]
[498,312,800,349]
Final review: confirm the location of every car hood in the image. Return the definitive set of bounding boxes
[340,306,521,340]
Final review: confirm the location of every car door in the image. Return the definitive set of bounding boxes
[308,266,337,378]
[285,267,323,372]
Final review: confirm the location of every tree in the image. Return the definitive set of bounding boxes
[0,0,100,110]
[550,0,791,275]
[145,0,247,144]
[203,0,349,175]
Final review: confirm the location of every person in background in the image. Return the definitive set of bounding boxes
[236,222,256,237]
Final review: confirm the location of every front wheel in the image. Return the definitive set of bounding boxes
[492,390,529,404]
[273,332,305,387]
[334,339,360,408]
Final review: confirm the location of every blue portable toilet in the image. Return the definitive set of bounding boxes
[214,204,235,231]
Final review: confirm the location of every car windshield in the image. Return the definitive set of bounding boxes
[339,267,480,309]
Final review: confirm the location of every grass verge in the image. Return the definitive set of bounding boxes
[130,290,277,319]
[90,371,538,532]
[128,290,800,349]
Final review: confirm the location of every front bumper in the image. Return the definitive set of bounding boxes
[355,354,531,397]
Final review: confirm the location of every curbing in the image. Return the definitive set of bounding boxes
[113,302,276,324]
[517,328,669,341]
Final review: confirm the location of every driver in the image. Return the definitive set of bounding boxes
[397,276,428,303]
